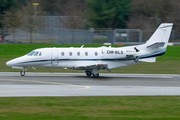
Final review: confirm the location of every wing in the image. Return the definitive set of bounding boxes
[73,63,111,72]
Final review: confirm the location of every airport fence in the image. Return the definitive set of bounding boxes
[2,16,180,45]
[5,28,180,45]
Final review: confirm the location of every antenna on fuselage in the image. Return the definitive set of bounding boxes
[80,45,84,48]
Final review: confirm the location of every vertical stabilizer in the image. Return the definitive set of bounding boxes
[145,23,173,49]
[135,23,173,63]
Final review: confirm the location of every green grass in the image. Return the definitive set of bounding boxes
[0,96,180,120]
[0,44,180,74]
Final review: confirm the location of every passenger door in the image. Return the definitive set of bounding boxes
[51,50,59,66]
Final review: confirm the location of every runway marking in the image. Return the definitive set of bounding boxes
[0,78,89,93]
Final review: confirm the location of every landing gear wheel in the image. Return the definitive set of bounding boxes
[20,71,25,76]
[85,71,92,77]
[93,73,99,78]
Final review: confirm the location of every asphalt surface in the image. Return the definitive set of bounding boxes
[0,72,180,97]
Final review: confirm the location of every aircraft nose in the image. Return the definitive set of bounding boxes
[6,60,16,67]
[6,61,12,66]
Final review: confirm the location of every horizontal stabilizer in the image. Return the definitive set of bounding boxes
[147,42,165,48]
[139,57,156,62]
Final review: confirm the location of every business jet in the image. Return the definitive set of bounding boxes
[6,23,173,77]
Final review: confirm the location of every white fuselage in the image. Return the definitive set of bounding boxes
[6,46,138,70]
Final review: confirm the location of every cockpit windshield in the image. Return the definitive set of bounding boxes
[27,51,42,56]
[27,51,36,56]
[34,52,39,56]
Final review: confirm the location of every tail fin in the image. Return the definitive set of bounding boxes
[137,23,173,63]
[145,23,173,49]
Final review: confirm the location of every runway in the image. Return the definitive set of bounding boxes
[0,72,180,97]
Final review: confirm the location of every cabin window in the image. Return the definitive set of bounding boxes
[61,52,64,56]
[34,52,39,56]
[69,52,72,56]
[77,52,80,56]
[39,52,42,56]
[95,52,98,56]
[85,52,88,56]
[27,51,35,56]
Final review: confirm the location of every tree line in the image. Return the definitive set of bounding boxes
[0,0,179,42]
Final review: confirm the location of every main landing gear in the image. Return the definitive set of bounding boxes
[85,70,92,77]
[85,70,99,78]
[92,73,99,78]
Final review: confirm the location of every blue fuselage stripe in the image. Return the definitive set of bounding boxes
[20,51,165,64]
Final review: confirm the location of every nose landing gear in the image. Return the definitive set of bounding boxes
[20,71,25,76]
[20,68,28,76]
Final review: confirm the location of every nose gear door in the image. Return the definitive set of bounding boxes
[51,50,59,66]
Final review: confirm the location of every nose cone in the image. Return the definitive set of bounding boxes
[6,59,16,67]
[6,56,26,67]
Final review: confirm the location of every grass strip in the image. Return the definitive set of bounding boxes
[0,96,180,120]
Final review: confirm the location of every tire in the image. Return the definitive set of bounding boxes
[85,71,92,76]
[93,73,99,78]
[20,71,25,76]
